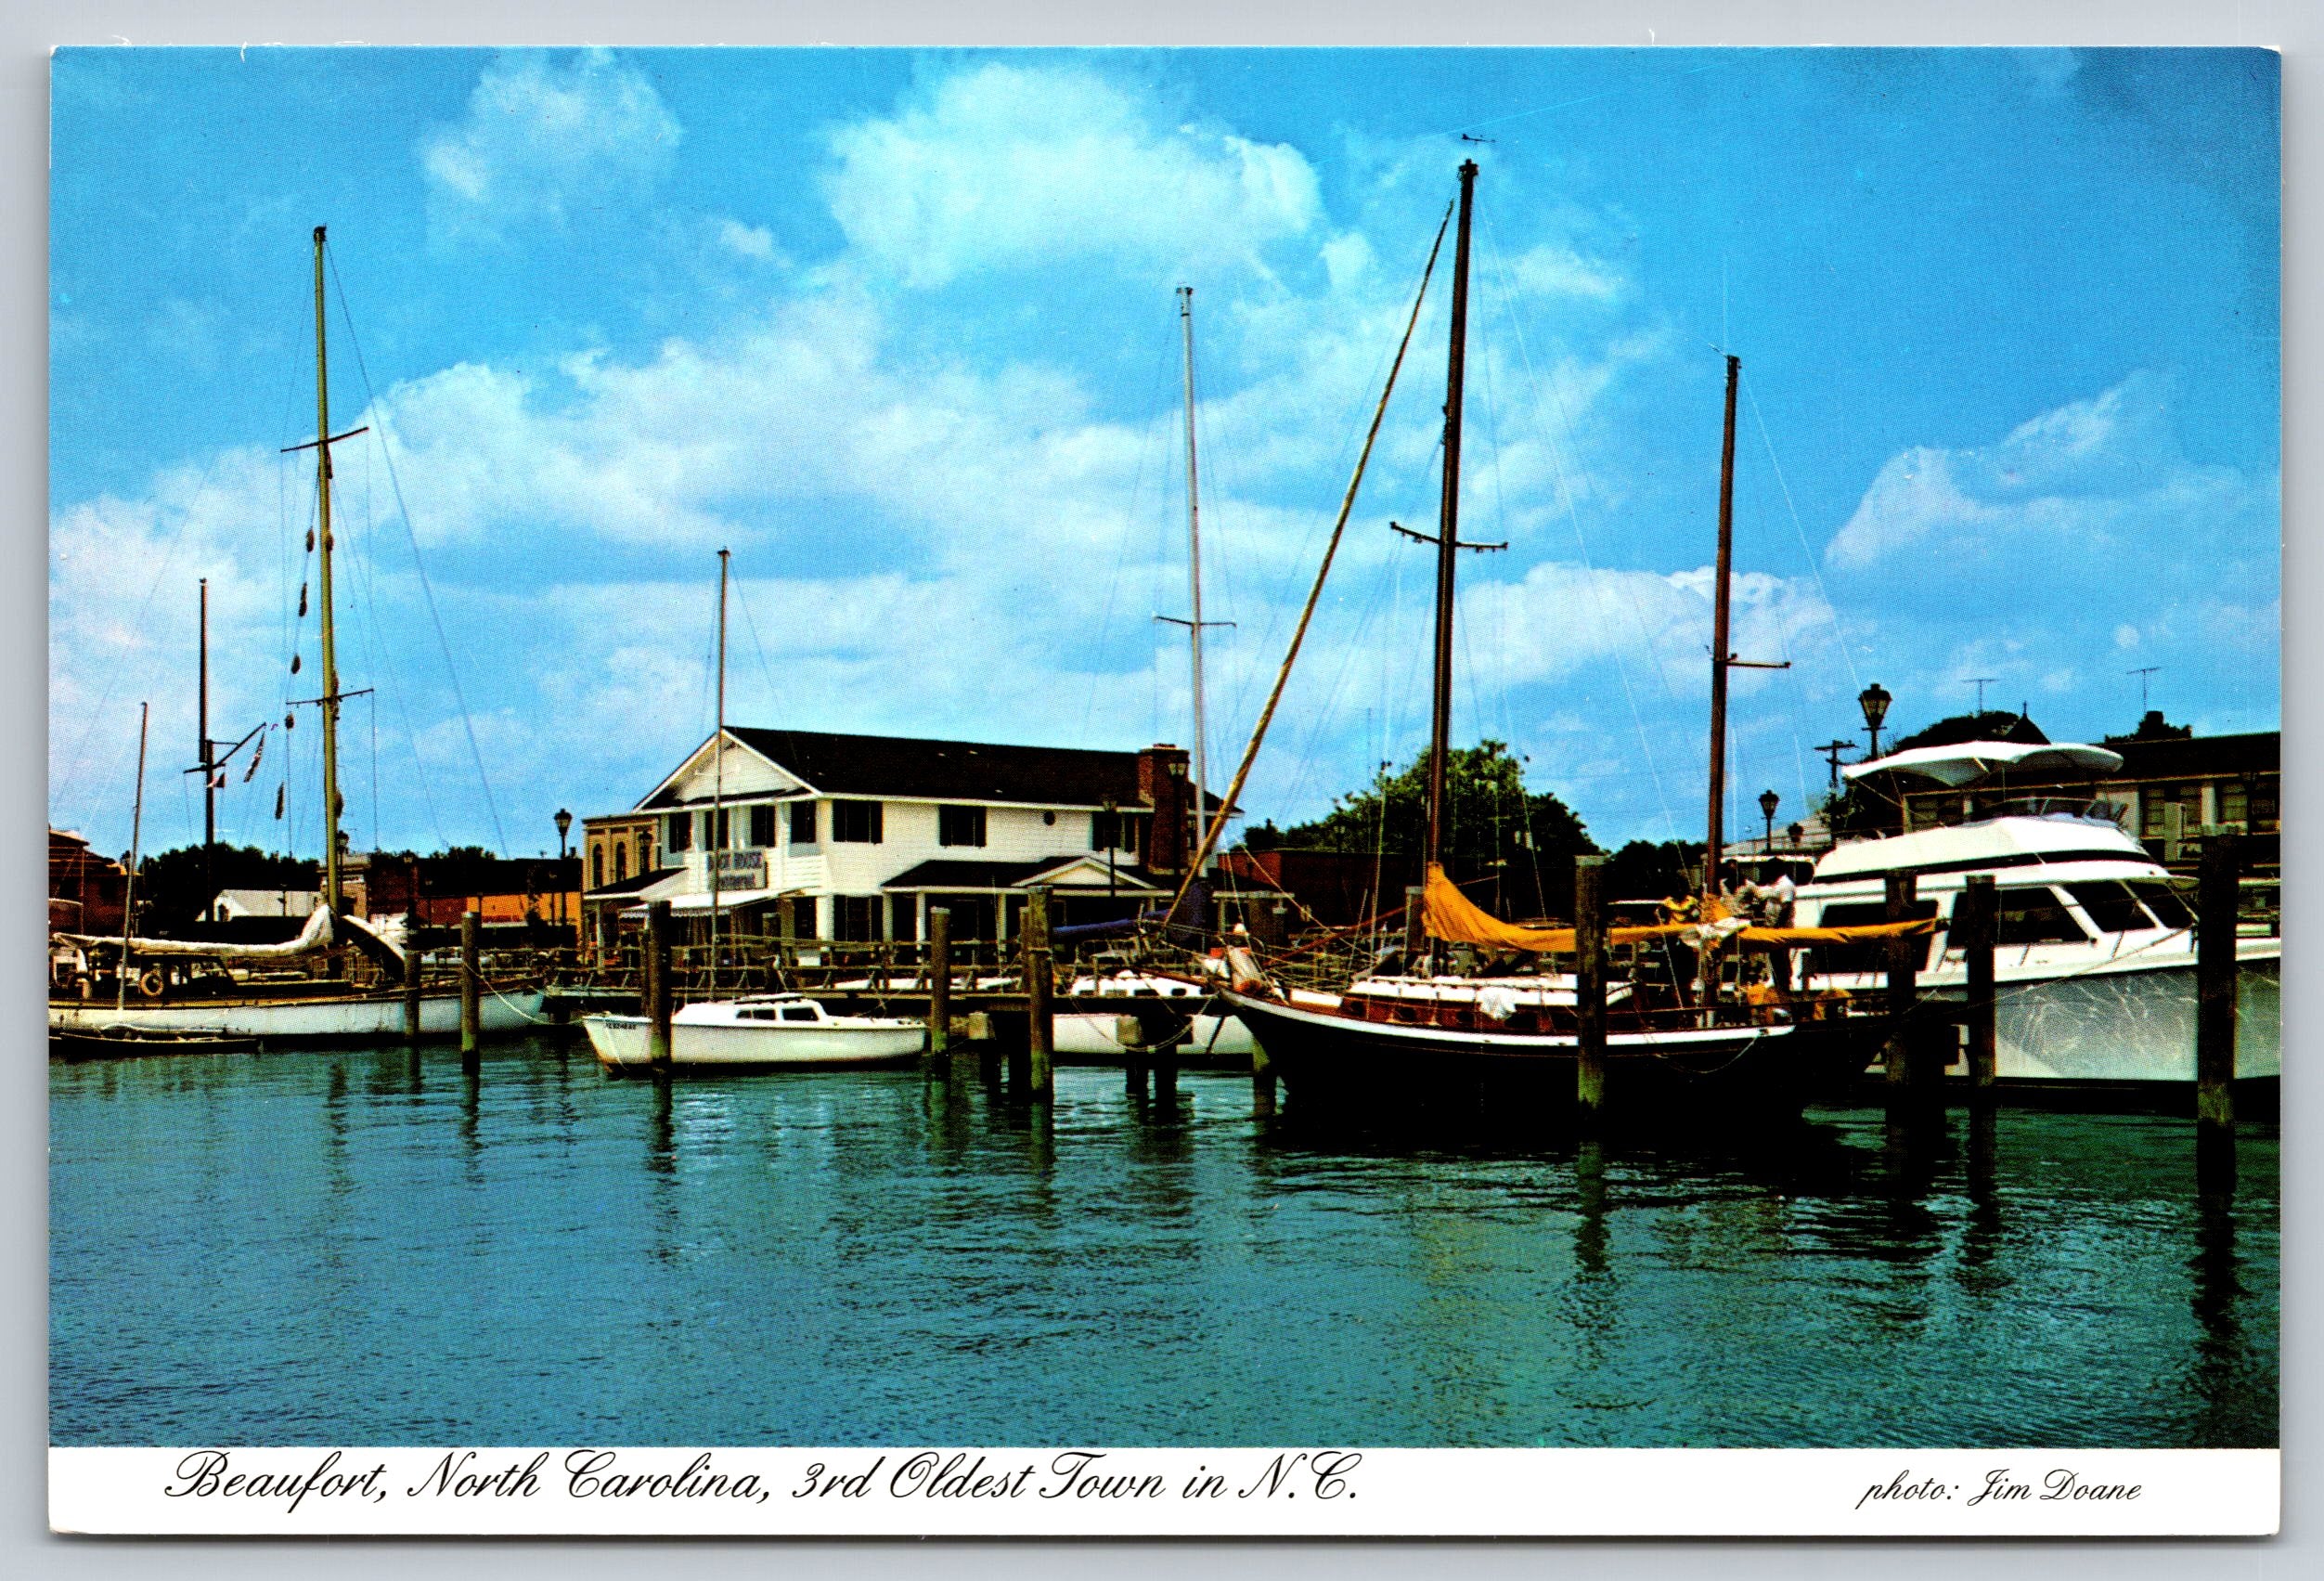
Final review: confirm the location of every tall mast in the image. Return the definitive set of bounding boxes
[1423,160,1478,875]
[199,578,213,919]
[313,226,343,915]
[117,701,150,1013]
[711,547,729,993]
[1703,353,1740,904]
[1178,285,1213,875]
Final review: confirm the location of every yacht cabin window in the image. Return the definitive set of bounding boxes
[1995,887,2092,946]
[2064,882,2154,935]
[779,1005,819,1022]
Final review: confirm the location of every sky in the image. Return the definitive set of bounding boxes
[48,46,2280,862]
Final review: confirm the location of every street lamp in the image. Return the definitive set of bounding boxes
[553,809,574,938]
[1858,681,1892,761]
[1759,788,1780,849]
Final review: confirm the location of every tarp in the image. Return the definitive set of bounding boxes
[58,904,336,959]
[1421,863,1939,954]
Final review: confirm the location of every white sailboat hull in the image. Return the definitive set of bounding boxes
[1051,1004,1254,1063]
[582,1013,923,1069]
[47,988,545,1043]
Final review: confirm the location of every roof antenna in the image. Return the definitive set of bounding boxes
[2128,666,2162,714]
[1966,676,1996,714]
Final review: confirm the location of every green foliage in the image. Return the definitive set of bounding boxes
[1601,839,1697,904]
[1269,741,1597,919]
[132,844,318,933]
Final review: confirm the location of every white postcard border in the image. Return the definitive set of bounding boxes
[49,1445,2279,1537]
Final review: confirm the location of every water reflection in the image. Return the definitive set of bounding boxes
[47,1043,2278,1449]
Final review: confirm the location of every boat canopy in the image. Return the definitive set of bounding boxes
[57,904,338,959]
[1419,863,1934,954]
[1842,739,2124,787]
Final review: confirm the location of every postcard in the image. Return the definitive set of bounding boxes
[45,45,2279,1537]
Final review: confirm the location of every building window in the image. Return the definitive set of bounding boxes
[613,844,628,884]
[710,808,732,850]
[749,804,776,848]
[788,801,818,846]
[789,896,819,940]
[938,805,987,848]
[833,799,884,843]
[591,848,605,889]
[665,811,693,853]
[1092,810,1146,851]
[889,895,918,943]
[834,895,883,941]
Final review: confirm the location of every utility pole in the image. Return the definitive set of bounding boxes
[199,579,213,917]
[1815,740,1855,791]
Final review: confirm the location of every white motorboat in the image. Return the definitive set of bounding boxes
[1052,968,1254,1064]
[1788,741,2281,1090]
[582,993,924,1069]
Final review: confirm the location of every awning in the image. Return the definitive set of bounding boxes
[1843,740,2124,787]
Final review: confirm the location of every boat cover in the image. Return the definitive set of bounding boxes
[57,903,337,958]
[1420,864,1937,954]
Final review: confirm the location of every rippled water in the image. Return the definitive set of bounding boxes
[49,1037,2277,1447]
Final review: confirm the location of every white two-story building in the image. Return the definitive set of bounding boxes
[581,729,1232,952]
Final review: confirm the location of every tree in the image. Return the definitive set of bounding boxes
[1269,741,1597,919]
[1601,839,1697,904]
[132,844,319,934]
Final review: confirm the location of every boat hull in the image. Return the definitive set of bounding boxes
[1223,990,1853,1120]
[46,988,545,1045]
[1915,951,2281,1086]
[1052,1004,1253,1065]
[582,1013,923,1069]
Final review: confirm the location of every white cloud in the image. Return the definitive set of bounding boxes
[715,218,780,261]
[1826,372,2243,570]
[820,63,1323,287]
[420,49,681,244]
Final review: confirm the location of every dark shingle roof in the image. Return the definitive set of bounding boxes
[586,865,682,898]
[883,857,1167,892]
[643,728,1232,811]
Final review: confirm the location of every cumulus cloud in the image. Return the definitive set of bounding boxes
[820,63,1323,287]
[420,49,681,244]
[1826,372,2246,570]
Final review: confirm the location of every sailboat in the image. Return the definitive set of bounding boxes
[1211,162,1887,1119]
[48,227,545,1048]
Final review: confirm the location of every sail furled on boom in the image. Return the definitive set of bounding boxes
[1419,863,1937,953]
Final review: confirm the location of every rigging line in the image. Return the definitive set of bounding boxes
[1744,372,1861,695]
[1478,214,1679,843]
[342,442,450,849]
[732,575,783,715]
[52,439,237,815]
[326,245,512,858]
[1435,56,1744,139]
[1080,317,1178,742]
[1167,194,1455,918]
[1274,515,1406,819]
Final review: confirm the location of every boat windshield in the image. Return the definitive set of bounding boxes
[2128,881,2195,929]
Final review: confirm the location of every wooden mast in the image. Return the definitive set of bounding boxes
[116,701,149,1013]
[312,225,344,916]
[198,578,213,920]
[1703,354,1740,905]
[1423,159,1478,877]
[711,547,729,995]
[1178,285,1213,877]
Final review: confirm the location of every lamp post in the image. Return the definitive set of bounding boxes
[554,809,573,936]
[1858,681,1892,762]
[1759,788,1780,850]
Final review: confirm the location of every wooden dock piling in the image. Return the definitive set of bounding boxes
[403,931,423,1043]
[1574,853,1608,1123]
[2196,834,2241,1134]
[647,899,674,1071]
[1025,888,1055,1098]
[1251,1041,1277,1116]
[1881,874,1922,1102]
[458,910,482,1072]
[1117,1014,1148,1096]
[926,906,952,1072]
[1959,874,1998,1100]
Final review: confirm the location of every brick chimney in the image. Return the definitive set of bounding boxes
[1138,743,1190,874]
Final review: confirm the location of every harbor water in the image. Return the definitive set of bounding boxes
[50,1036,2276,1448]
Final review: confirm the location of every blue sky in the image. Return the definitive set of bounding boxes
[49,46,2279,861]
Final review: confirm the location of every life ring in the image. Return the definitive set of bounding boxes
[137,967,167,999]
